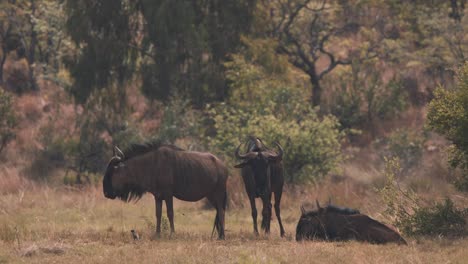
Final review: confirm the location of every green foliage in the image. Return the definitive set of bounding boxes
[378,157,467,237]
[64,0,256,106]
[427,62,468,192]
[0,89,16,155]
[328,61,408,130]
[155,96,200,144]
[205,42,343,183]
[378,129,426,172]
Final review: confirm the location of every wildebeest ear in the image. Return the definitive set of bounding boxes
[234,162,248,168]
[316,199,322,210]
[301,205,306,215]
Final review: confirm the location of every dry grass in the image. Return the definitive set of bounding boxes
[0,185,467,264]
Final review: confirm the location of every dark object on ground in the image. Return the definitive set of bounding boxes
[131,229,140,240]
[296,200,407,245]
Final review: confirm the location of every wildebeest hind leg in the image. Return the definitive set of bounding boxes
[155,197,163,237]
[165,196,175,235]
[208,192,226,240]
[274,191,285,237]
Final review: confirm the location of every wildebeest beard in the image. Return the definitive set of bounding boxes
[117,183,146,202]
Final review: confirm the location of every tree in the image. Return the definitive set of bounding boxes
[64,0,256,107]
[0,0,70,90]
[427,62,468,191]
[260,0,379,107]
[0,89,16,154]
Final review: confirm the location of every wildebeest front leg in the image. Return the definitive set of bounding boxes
[248,195,259,235]
[165,196,175,235]
[155,197,163,236]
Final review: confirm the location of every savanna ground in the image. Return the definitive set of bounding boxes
[1,178,467,264]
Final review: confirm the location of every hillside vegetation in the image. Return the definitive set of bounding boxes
[0,0,467,262]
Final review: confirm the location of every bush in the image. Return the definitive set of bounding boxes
[205,42,343,183]
[0,89,17,155]
[155,95,201,144]
[327,61,407,131]
[427,62,468,192]
[377,129,426,173]
[378,157,467,237]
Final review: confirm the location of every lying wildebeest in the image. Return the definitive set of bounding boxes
[234,136,285,237]
[296,200,407,245]
[103,142,228,239]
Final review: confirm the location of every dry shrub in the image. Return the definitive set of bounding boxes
[0,166,33,194]
[5,59,31,94]
[17,94,43,122]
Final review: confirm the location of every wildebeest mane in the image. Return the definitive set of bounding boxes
[121,140,184,161]
[326,205,360,215]
[301,204,360,217]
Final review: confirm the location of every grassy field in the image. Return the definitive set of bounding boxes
[0,186,467,264]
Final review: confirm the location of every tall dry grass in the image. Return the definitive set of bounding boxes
[0,185,467,263]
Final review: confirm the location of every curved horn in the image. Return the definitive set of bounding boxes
[316,199,321,210]
[235,143,249,159]
[301,204,306,215]
[114,146,125,159]
[267,142,283,160]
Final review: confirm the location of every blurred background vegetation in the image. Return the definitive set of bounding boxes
[0,0,467,236]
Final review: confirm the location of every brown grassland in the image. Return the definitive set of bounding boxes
[1,177,467,264]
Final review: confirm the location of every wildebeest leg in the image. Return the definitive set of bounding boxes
[261,193,272,234]
[208,192,226,240]
[155,197,163,237]
[273,191,285,237]
[248,195,259,235]
[165,196,175,235]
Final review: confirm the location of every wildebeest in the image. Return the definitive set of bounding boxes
[234,137,285,237]
[296,200,407,245]
[103,142,228,239]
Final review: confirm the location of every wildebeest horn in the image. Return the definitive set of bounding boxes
[301,205,306,215]
[316,199,322,210]
[275,142,283,160]
[235,143,250,159]
[114,146,125,159]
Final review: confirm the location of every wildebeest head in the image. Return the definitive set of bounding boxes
[234,141,283,171]
[234,140,283,195]
[103,146,144,202]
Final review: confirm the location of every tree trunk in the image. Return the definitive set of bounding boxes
[0,51,6,84]
[28,0,38,91]
[309,70,322,107]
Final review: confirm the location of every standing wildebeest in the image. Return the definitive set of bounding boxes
[103,142,228,239]
[296,200,407,245]
[234,137,285,237]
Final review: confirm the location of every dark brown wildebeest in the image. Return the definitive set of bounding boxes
[296,200,407,245]
[103,142,228,239]
[234,137,285,237]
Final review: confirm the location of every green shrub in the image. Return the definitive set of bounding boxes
[205,42,343,183]
[378,157,467,237]
[427,62,468,192]
[0,89,16,155]
[328,61,407,130]
[378,129,426,172]
[154,95,201,144]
